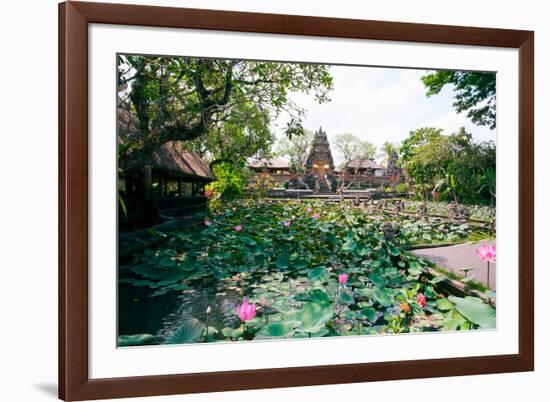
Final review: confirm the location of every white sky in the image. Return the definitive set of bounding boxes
[272,65,494,165]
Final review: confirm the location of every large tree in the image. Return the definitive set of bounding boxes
[333,133,376,191]
[399,127,445,201]
[421,71,496,129]
[399,127,495,204]
[379,141,399,168]
[117,55,333,172]
[190,114,274,172]
[276,129,314,188]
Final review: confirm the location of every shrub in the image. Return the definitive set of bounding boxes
[206,162,248,201]
[395,183,409,193]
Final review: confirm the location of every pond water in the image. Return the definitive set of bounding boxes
[118,279,243,341]
[118,269,316,342]
[117,200,497,344]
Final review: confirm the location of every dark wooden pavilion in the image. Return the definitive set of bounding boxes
[118,104,214,229]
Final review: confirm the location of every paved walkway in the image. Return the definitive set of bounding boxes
[411,240,496,290]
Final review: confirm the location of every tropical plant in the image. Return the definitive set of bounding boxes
[334,133,376,191]
[119,200,496,344]
[118,55,333,172]
[421,70,496,129]
[276,129,315,188]
[379,141,399,168]
[399,127,495,205]
[205,161,248,201]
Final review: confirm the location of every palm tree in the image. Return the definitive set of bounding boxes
[379,141,398,168]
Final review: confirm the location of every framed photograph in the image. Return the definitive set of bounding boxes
[59,1,534,400]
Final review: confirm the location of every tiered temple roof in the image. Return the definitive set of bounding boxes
[247,157,290,170]
[306,127,335,171]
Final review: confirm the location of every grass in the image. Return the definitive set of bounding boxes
[427,262,489,293]
[464,280,489,293]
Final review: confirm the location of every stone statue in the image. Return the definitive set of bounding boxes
[382,222,399,243]
[418,203,428,219]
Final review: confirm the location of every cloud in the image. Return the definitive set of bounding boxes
[272,65,494,164]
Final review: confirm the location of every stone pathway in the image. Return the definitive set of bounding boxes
[411,240,496,290]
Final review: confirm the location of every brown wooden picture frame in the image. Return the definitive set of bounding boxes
[59,1,534,400]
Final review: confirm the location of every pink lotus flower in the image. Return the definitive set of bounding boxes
[283,220,291,227]
[234,224,242,232]
[338,273,349,284]
[306,207,312,213]
[236,299,256,322]
[417,293,427,308]
[312,213,321,219]
[476,244,496,262]
[204,219,212,226]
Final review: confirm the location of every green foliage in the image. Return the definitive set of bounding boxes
[334,133,377,190]
[307,266,327,281]
[276,129,314,175]
[399,127,444,200]
[421,70,496,129]
[395,183,409,193]
[117,334,157,347]
[399,127,495,205]
[379,141,399,167]
[206,162,248,201]
[436,295,496,331]
[195,119,275,174]
[399,219,488,245]
[334,133,376,165]
[394,200,495,223]
[448,296,496,329]
[285,303,335,334]
[118,192,128,217]
[121,200,496,344]
[117,55,333,173]
[256,321,302,339]
[165,319,205,344]
[436,298,454,311]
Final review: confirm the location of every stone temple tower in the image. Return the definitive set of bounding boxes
[306,127,335,192]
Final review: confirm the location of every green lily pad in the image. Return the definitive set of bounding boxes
[339,291,355,305]
[308,289,331,305]
[372,287,394,307]
[275,254,289,269]
[448,296,496,329]
[117,334,156,347]
[286,302,334,334]
[436,298,454,311]
[443,316,467,331]
[342,239,358,252]
[239,235,257,246]
[361,306,377,322]
[294,327,331,338]
[386,243,401,256]
[255,320,301,338]
[407,261,424,276]
[222,327,244,339]
[165,319,205,344]
[308,267,326,281]
[368,273,386,288]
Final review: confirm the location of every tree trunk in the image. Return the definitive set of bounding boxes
[296,174,310,190]
[345,167,361,190]
[139,164,159,224]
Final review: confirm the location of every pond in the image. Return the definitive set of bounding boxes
[118,278,243,342]
[118,199,496,346]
